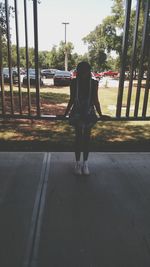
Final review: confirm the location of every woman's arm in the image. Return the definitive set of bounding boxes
[64,99,73,116]
[93,81,102,116]
[64,80,75,116]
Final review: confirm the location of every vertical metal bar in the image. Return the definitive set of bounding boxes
[5,0,14,115]
[0,28,5,115]
[116,0,132,118]
[24,0,31,115]
[134,0,150,117]
[33,0,40,117]
[142,39,150,117]
[14,0,22,114]
[126,0,141,117]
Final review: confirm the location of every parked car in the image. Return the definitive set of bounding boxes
[1,68,18,84]
[70,69,98,80]
[23,69,43,86]
[41,69,58,78]
[92,72,102,81]
[102,70,119,77]
[70,69,77,79]
[53,70,71,86]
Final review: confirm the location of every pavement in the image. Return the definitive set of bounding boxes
[0,152,150,267]
[0,152,44,267]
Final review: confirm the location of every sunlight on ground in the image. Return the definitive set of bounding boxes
[3,79,149,117]
[0,120,150,144]
[1,80,150,149]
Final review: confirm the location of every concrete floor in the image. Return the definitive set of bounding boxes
[0,152,150,267]
[0,152,45,267]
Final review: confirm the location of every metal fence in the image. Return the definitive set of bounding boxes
[0,0,150,121]
[116,0,150,120]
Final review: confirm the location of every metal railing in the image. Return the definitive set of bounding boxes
[116,0,150,120]
[0,0,150,121]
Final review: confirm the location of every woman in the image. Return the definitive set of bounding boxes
[64,61,102,175]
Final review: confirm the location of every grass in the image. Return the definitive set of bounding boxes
[0,80,150,151]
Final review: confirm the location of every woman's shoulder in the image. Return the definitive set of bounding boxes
[91,78,98,89]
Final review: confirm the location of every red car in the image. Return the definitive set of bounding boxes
[92,72,103,80]
[70,70,98,80]
[102,70,119,77]
[70,69,77,79]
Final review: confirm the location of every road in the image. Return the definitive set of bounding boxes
[42,78,54,86]
[42,77,130,88]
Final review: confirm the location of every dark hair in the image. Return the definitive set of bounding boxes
[76,61,91,77]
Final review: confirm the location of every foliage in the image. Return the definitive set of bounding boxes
[38,50,51,68]
[83,0,148,72]
[1,41,84,70]
[1,0,149,72]
[0,2,14,66]
[83,0,125,71]
[45,41,78,70]
[0,2,6,36]
[106,55,119,71]
[0,2,14,35]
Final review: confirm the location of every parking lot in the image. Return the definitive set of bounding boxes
[42,77,54,86]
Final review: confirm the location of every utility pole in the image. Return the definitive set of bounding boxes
[62,22,69,71]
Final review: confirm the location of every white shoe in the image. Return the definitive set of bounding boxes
[82,161,90,175]
[74,161,82,175]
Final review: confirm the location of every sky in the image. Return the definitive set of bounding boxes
[9,0,114,54]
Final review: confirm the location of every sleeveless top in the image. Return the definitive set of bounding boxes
[70,78,98,107]
[69,78,98,127]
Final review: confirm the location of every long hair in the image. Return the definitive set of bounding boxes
[76,61,91,100]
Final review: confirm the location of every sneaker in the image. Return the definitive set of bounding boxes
[74,161,82,175]
[82,161,90,175]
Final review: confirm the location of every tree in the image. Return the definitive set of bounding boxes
[50,45,59,69]
[0,2,15,68]
[0,2,14,38]
[38,51,51,68]
[83,0,148,72]
[83,0,125,71]
[48,41,81,70]
[0,2,6,36]
[106,55,120,71]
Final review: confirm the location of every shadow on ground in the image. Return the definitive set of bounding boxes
[0,119,150,151]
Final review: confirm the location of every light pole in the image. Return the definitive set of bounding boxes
[62,22,69,71]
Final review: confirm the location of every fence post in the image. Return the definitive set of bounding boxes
[142,35,150,117]
[5,0,14,115]
[126,0,141,117]
[0,28,5,115]
[33,0,40,117]
[14,0,22,114]
[116,0,132,118]
[134,0,150,117]
[24,0,31,115]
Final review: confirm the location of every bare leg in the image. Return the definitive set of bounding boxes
[83,127,91,161]
[74,126,83,161]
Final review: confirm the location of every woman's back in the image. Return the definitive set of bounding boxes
[70,78,98,106]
